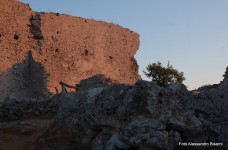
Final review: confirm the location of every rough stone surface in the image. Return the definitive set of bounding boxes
[75,74,115,92]
[221,67,228,86]
[0,67,227,149]
[0,0,140,102]
[0,0,227,149]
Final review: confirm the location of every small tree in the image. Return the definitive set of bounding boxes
[143,61,185,87]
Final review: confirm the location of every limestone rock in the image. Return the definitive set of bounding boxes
[75,74,114,92]
[0,74,227,149]
[221,67,228,86]
[167,83,188,93]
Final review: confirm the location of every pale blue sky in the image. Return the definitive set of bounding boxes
[20,0,228,90]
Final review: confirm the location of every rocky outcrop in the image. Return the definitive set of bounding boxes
[221,67,228,86]
[0,0,140,102]
[0,67,227,150]
[75,74,115,92]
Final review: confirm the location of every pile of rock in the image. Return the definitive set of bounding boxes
[221,67,228,86]
[75,74,115,92]
[0,82,226,149]
[0,67,227,149]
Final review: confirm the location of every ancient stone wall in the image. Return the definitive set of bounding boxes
[0,0,140,101]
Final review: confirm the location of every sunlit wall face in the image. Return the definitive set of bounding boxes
[20,0,228,90]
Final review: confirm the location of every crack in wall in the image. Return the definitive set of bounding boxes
[29,12,44,53]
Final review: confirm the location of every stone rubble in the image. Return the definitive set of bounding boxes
[0,68,227,149]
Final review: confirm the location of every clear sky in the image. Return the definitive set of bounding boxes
[20,0,228,90]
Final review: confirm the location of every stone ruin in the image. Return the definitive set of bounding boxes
[75,74,116,92]
[0,0,227,149]
[0,0,140,102]
[221,67,228,86]
[194,67,228,93]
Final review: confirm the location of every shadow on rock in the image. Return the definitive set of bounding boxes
[0,51,50,102]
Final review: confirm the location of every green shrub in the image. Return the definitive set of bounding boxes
[143,61,185,87]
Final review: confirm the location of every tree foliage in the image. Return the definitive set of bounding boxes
[143,61,185,87]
